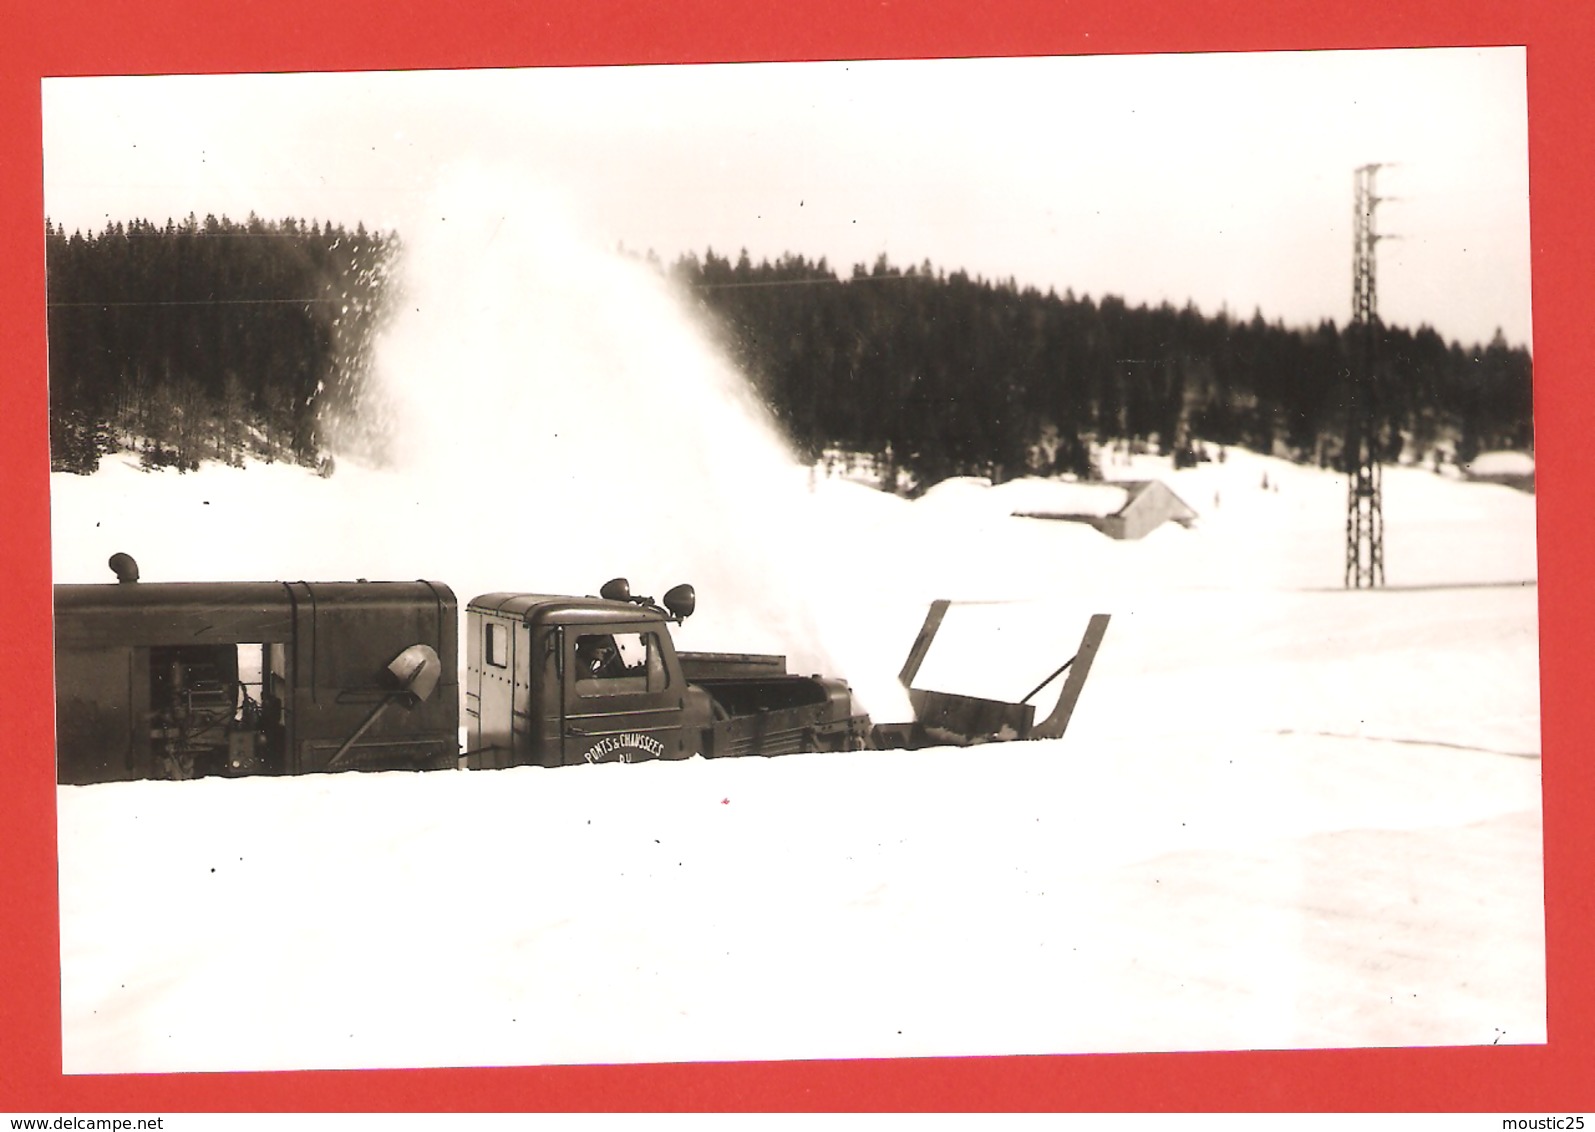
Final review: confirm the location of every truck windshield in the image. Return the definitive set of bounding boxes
[573,631,666,695]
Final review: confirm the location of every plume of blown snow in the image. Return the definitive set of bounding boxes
[342,163,901,709]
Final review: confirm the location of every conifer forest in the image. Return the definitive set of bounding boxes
[45,219,1534,486]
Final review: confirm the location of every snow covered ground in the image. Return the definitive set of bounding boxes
[50,193,1543,1074]
[51,445,1544,1075]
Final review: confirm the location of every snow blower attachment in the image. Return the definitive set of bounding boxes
[55,560,1108,783]
[873,601,1112,748]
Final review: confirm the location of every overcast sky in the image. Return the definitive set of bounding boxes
[42,47,1531,349]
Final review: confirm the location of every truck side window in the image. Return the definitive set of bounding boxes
[485,621,508,669]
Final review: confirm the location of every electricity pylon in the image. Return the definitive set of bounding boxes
[1346,163,1390,589]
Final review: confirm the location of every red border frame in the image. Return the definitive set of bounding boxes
[3,0,1590,1113]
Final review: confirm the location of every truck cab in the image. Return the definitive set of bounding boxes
[464,591,714,768]
[464,581,874,769]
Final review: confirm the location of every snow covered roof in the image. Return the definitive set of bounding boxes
[1466,451,1535,478]
[1000,477,1196,531]
[1464,451,1535,492]
[992,477,1132,518]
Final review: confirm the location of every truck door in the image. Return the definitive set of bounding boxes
[471,615,516,766]
[521,623,563,766]
[559,624,687,764]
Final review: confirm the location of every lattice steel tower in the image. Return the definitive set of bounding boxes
[1345,163,1387,588]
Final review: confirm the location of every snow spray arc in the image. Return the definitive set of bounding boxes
[348,164,853,686]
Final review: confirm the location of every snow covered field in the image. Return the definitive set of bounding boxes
[51,448,1544,1074]
[50,202,1543,1074]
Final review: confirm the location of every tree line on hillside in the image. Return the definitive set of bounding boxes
[45,214,395,473]
[669,249,1533,486]
[44,219,1532,489]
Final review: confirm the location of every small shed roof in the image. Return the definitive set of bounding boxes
[1010,478,1198,537]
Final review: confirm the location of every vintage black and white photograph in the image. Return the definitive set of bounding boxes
[44,49,1540,1074]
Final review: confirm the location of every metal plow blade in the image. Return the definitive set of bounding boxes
[876,602,1111,748]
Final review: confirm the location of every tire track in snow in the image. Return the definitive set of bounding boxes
[1267,727,1540,760]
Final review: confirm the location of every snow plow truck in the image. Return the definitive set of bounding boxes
[52,555,1110,785]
